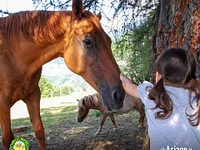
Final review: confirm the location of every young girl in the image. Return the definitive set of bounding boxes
[120,48,200,150]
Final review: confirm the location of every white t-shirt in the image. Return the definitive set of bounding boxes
[137,81,200,150]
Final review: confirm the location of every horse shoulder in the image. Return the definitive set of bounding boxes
[0,61,41,104]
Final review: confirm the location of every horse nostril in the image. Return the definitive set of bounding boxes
[112,90,120,102]
[112,90,123,103]
[100,85,125,110]
[111,88,125,110]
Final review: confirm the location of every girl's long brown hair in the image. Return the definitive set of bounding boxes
[148,48,200,126]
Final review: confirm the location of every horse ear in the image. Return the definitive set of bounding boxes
[97,13,102,20]
[72,0,83,20]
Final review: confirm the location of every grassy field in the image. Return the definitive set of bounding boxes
[0,93,146,150]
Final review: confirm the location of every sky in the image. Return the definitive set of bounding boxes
[0,0,35,13]
[0,0,127,33]
[0,0,109,31]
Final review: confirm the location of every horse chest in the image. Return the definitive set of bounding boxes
[16,69,42,99]
[13,80,35,98]
[0,68,42,103]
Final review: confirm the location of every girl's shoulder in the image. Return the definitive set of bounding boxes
[138,81,153,92]
[137,81,154,106]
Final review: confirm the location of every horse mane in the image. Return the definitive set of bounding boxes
[0,11,70,47]
[0,10,101,47]
[78,93,102,109]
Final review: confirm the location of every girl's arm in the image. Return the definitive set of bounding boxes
[120,73,140,99]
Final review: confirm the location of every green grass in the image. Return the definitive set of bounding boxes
[9,105,102,134]
[1,104,139,136]
[10,105,78,128]
[0,100,146,150]
[90,110,102,117]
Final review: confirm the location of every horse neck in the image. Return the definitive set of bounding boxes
[1,11,72,47]
[85,94,102,110]
[1,11,72,77]
[90,94,108,114]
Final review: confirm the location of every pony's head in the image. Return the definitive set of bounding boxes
[77,93,101,122]
[63,0,125,111]
[77,96,90,122]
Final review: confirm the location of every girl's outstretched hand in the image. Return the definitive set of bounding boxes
[120,73,140,98]
[120,73,133,85]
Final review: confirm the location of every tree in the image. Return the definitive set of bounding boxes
[61,86,74,95]
[51,85,74,97]
[0,10,12,16]
[39,76,53,98]
[39,76,75,98]
[112,15,154,84]
[153,0,200,77]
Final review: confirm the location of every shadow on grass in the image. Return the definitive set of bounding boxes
[0,104,146,150]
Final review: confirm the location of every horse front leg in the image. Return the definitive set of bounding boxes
[108,113,118,132]
[23,86,46,150]
[0,100,14,150]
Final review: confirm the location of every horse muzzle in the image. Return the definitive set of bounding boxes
[77,117,83,123]
[99,85,125,111]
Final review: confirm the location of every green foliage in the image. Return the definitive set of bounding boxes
[112,15,154,84]
[52,86,60,97]
[39,76,53,98]
[62,86,74,95]
[52,86,74,97]
[93,110,101,117]
[39,76,74,98]
[43,73,94,93]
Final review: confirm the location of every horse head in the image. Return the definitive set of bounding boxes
[77,98,89,122]
[63,0,125,111]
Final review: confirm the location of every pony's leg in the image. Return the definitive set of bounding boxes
[23,86,46,150]
[137,105,145,128]
[0,101,14,150]
[109,114,118,132]
[95,114,108,136]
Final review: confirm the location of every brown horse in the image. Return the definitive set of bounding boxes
[0,0,125,149]
[77,93,145,135]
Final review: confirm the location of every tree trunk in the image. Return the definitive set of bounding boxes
[153,0,200,77]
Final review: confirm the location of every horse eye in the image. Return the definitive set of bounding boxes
[83,39,92,47]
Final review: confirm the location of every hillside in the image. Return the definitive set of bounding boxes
[42,58,94,92]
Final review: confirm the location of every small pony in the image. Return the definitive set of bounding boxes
[77,93,145,135]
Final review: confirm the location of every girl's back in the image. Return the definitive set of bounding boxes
[121,48,200,149]
[138,81,200,150]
